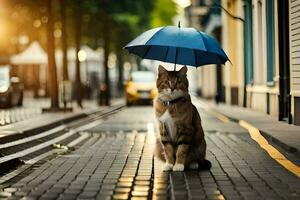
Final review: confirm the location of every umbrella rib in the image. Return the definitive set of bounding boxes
[193,49,198,67]
[145,27,165,45]
[163,46,169,63]
[197,31,208,52]
[142,45,152,59]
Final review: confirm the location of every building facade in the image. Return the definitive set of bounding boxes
[239,0,278,116]
[185,0,300,126]
[221,0,244,106]
[242,0,299,125]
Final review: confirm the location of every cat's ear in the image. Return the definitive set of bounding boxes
[158,65,167,75]
[179,66,187,76]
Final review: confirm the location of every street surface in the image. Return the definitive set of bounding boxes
[0,98,100,126]
[0,101,300,200]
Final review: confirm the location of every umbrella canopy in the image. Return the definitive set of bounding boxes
[124,25,229,68]
[10,41,47,65]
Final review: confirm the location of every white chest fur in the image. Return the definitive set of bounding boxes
[159,110,176,141]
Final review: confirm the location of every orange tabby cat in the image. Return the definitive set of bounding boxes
[154,65,211,171]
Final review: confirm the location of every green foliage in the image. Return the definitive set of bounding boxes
[113,13,139,28]
[108,0,155,51]
[151,0,177,27]
[2,0,177,56]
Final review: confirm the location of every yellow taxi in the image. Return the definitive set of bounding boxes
[125,71,157,105]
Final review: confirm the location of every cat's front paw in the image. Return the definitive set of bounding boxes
[162,163,173,171]
[173,163,184,171]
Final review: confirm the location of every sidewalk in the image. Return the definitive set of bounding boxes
[0,99,124,143]
[199,98,300,157]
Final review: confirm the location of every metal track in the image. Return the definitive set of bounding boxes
[0,104,124,176]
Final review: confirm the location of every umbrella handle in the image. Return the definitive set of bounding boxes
[174,22,180,71]
[174,47,178,71]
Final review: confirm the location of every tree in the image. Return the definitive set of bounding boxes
[4,0,177,106]
[110,0,154,94]
[59,0,68,81]
[4,0,47,54]
[74,0,83,107]
[150,0,177,27]
[102,14,111,105]
[45,0,59,109]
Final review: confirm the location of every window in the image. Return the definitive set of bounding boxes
[266,0,275,84]
[244,0,254,84]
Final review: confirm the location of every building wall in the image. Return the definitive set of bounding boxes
[221,0,231,104]
[246,0,279,116]
[236,0,245,106]
[271,0,280,117]
[200,65,217,98]
[253,0,266,85]
[187,0,217,98]
[289,0,300,125]
[248,0,267,113]
[221,0,244,106]
[186,0,287,121]
[217,0,281,117]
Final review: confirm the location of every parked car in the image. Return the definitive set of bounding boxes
[0,66,23,108]
[125,71,157,105]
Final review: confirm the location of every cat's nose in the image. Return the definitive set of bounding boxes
[171,87,175,92]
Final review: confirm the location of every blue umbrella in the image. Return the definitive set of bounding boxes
[124,23,229,70]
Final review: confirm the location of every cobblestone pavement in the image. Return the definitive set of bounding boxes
[0,107,41,126]
[1,105,300,200]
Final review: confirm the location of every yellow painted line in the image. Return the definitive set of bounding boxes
[208,110,230,123]
[239,120,300,177]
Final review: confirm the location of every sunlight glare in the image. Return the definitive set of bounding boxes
[174,0,191,8]
[78,50,87,62]
[147,122,156,144]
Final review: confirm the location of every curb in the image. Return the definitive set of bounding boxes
[0,100,125,145]
[259,131,299,156]
[213,108,300,158]
[0,112,87,144]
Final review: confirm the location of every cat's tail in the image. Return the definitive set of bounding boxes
[198,159,212,170]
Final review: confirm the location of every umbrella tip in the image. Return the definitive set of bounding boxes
[178,21,181,28]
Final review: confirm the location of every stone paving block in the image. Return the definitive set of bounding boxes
[96,194,111,200]
[63,188,81,195]
[1,107,300,200]
[77,191,98,199]
[112,193,129,199]
[99,190,114,195]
